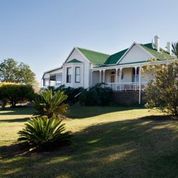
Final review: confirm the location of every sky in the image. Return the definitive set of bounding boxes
[0,0,178,82]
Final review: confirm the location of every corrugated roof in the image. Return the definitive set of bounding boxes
[104,48,128,64]
[141,43,174,60]
[77,47,110,65]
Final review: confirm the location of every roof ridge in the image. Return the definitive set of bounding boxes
[77,47,110,56]
[141,43,169,53]
[104,48,128,64]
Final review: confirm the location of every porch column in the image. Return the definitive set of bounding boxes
[90,70,93,87]
[138,66,142,104]
[103,69,105,83]
[119,68,122,91]
[134,66,137,91]
[99,70,102,83]
[115,68,118,90]
[49,79,50,87]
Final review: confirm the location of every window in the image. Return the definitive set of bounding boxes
[66,67,72,83]
[121,70,124,79]
[111,75,115,83]
[132,68,139,82]
[50,75,56,81]
[75,67,80,83]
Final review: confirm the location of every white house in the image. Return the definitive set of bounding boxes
[42,36,176,103]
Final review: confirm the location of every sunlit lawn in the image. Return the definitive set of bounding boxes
[1,105,178,178]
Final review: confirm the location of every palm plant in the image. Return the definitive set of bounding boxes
[172,42,178,57]
[18,116,71,150]
[33,89,68,118]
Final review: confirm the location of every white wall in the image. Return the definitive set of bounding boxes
[92,71,100,86]
[62,48,91,88]
[121,68,132,82]
[119,44,154,64]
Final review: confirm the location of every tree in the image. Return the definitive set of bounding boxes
[172,42,178,57]
[0,58,36,85]
[17,62,36,85]
[0,58,18,82]
[0,83,34,108]
[33,89,69,118]
[145,62,178,115]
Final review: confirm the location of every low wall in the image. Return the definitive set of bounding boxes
[112,91,145,106]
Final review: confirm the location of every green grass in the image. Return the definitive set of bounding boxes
[1,106,178,178]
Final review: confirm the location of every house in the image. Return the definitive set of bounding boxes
[42,36,176,104]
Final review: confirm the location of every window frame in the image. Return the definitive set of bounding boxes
[75,67,81,83]
[66,67,72,83]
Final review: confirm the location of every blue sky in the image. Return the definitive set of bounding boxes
[0,0,177,82]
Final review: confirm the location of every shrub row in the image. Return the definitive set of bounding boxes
[55,83,113,106]
[0,82,34,108]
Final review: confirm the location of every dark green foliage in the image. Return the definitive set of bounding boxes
[172,42,178,57]
[79,83,113,106]
[0,83,34,108]
[18,116,71,151]
[145,62,178,115]
[33,89,68,118]
[55,85,84,105]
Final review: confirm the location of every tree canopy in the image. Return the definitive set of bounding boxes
[145,62,178,115]
[0,58,36,85]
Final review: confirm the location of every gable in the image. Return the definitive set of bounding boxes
[119,44,154,64]
[65,48,88,64]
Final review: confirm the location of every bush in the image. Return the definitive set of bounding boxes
[55,85,84,105]
[33,89,68,118]
[18,116,71,151]
[79,83,113,106]
[0,82,34,108]
[145,62,178,115]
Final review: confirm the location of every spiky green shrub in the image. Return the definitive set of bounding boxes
[79,83,113,106]
[33,89,68,118]
[55,85,84,105]
[18,116,71,151]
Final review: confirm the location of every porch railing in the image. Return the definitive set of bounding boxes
[106,82,147,91]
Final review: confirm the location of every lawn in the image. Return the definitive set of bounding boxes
[1,106,178,178]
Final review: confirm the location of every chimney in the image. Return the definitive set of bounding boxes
[154,35,160,52]
[166,42,172,55]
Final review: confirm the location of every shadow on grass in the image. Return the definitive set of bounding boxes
[0,106,35,116]
[67,105,144,119]
[0,117,29,123]
[1,115,178,178]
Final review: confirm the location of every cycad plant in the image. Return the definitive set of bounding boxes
[33,89,68,118]
[172,42,178,57]
[18,116,71,150]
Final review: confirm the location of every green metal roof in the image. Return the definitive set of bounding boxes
[77,47,110,65]
[67,59,82,63]
[104,48,128,64]
[104,43,174,65]
[78,43,174,66]
[141,43,174,60]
